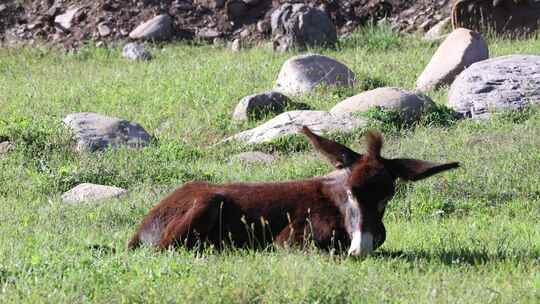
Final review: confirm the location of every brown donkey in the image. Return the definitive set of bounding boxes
[128,127,459,256]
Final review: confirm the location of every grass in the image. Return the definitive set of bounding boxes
[0,27,539,302]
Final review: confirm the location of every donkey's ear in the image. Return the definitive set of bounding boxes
[384,158,459,181]
[300,126,360,168]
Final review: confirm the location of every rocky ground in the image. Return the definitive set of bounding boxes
[0,0,454,49]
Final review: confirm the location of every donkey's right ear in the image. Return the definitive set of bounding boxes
[300,126,360,168]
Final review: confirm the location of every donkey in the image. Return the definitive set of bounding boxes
[128,127,459,256]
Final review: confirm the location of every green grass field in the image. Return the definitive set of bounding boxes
[0,28,539,303]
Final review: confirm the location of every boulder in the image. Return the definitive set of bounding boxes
[330,87,435,122]
[230,151,276,164]
[61,183,127,204]
[275,54,356,96]
[232,91,291,122]
[122,42,151,61]
[129,14,173,41]
[271,3,337,52]
[225,110,365,144]
[448,55,540,118]
[416,28,489,92]
[63,112,152,152]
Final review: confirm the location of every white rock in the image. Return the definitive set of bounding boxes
[98,23,111,37]
[416,28,489,92]
[231,38,241,52]
[274,54,356,96]
[225,110,366,144]
[330,87,434,122]
[62,183,127,204]
[54,6,80,30]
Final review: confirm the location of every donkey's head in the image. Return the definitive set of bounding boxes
[301,126,459,256]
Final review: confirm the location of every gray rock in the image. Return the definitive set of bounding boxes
[330,87,435,122]
[225,110,366,144]
[423,17,451,41]
[416,28,489,92]
[271,3,337,52]
[231,38,241,52]
[122,42,151,61]
[63,112,152,152]
[129,14,173,41]
[448,55,540,119]
[230,151,276,164]
[61,183,127,204]
[233,91,291,122]
[275,54,356,96]
[98,22,111,37]
[0,141,15,156]
[54,6,80,30]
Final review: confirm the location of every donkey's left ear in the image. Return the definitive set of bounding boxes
[300,126,360,168]
[384,158,459,181]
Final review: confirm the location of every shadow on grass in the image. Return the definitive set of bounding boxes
[374,248,540,266]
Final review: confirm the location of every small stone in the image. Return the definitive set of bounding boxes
[232,91,290,121]
[98,22,111,37]
[54,6,80,30]
[231,38,241,52]
[424,17,451,41]
[0,141,15,155]
[122,42,151,61]
[61,183,127,204]
[230,151,276,164]
[129,14,173,41]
